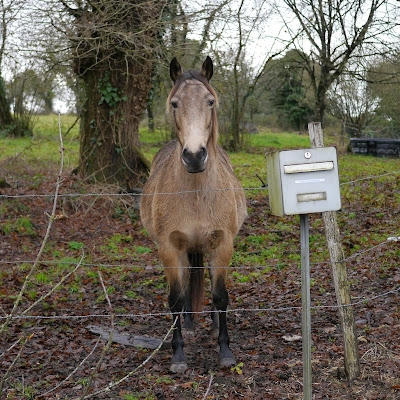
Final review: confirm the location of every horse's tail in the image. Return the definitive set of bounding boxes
[188,253,204,314]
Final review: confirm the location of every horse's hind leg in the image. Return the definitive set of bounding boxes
[183,253,204,330]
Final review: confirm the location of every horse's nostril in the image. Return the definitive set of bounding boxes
[182,148,189,161]
[200,147,208,161]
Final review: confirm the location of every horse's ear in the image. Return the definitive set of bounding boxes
[170,57,183,83]
[201,56,213,81]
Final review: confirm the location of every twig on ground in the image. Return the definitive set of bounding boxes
[202,373,214,400]
[0,114,65,336]
[0,337,23,359]
[80,271,115,400]
[38,337,101,398]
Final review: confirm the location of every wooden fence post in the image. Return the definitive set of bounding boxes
[308,122,360,381]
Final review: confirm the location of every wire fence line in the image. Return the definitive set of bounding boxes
[0,186,266,199]
[0,237,398,321]
[0,168,399,200]
[1,286,399,322]
[0,234,397,272]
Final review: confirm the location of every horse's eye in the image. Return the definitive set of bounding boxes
[171,101,178,109]
[208,99,215,107]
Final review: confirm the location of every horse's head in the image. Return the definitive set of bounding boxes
[168,57,218,174]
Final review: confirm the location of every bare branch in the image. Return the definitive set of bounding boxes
[80,270,114,399]
[0,334,32,396]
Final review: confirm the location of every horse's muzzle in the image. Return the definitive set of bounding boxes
[182,147,208,173]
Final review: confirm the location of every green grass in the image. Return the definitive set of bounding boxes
[247,129,314,150]
[2,216,36,236]
[0,114,80,167]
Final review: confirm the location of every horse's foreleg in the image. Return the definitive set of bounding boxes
[213,274,236,367]
[168,279,187,373]
[210,244,236,367]
[209,273,219,335]
[162,244,188,373]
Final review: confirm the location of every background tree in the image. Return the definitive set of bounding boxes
[367,55,400,136]
[0,0,32,136]
[210,0,281,149]
[277,0,399,126]
[327,78,378,138]
[7,68,57,115]
[267,50,314,130]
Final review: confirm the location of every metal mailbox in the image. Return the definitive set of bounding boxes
[266,147,341,216]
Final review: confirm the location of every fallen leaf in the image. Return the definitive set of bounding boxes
[282,334,302,342]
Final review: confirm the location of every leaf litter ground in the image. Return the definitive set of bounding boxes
[0,155,399,399]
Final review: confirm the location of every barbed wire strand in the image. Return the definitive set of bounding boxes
[0,168,399,200]
[0,186,264,199]
[1,286,398,322]
[0,235,396,271]
[340,170,400,186]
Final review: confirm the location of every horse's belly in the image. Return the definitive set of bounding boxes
[175,213,233,252]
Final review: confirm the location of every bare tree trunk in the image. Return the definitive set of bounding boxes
[0,75,12,127]
[308,122,360,382]
[340,119,346,148]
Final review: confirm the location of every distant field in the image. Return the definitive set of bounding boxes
[0,114,80,169]
[1,114,398,189]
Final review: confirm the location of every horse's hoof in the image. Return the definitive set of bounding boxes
[219,356,236,368]
[170,362,188,373]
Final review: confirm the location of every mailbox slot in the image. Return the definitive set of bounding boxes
[284,161,334,174]
[297,192,327,202]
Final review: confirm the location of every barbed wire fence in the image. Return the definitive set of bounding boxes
[0,129,400,397]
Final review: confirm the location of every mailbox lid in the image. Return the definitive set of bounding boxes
[279,147,341,215]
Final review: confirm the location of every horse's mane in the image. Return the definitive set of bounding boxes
[167,70,219,149]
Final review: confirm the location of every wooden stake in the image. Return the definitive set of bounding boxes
[308,122,360,381]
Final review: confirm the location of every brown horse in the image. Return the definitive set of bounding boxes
[140,57,247,373]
